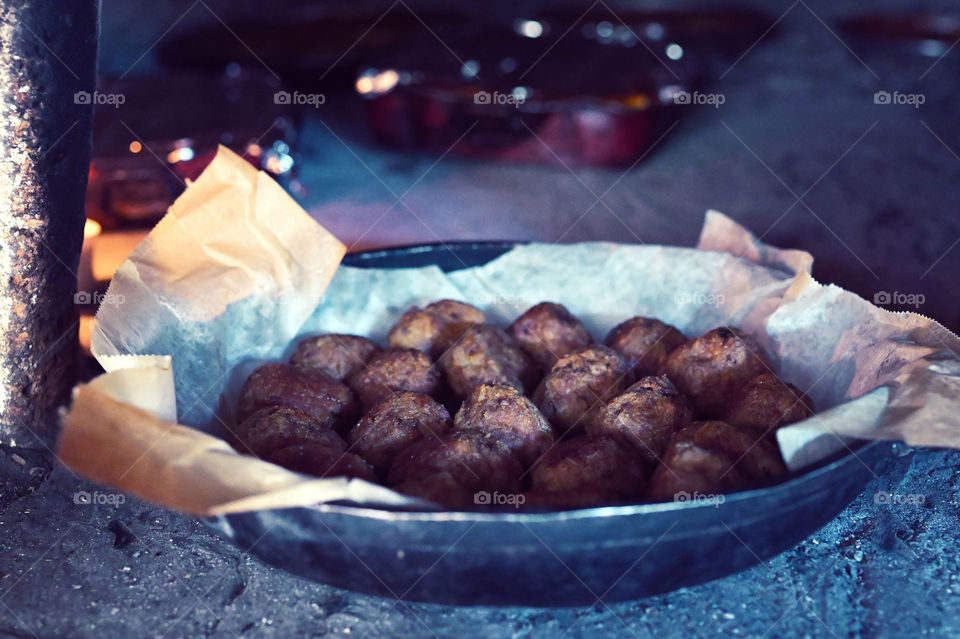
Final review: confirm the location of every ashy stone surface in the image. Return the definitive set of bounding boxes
[0,447,958,638]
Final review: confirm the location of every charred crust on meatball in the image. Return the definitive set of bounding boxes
[534,345,633,434]
[691,420,787,480]
[237,363,359,434]
[267,442,376,482]
[347,348,444,410]
[386,430,522,508]
[387,300,485,359]
[440,324,538,399]
[725,373,814,434]
[508,302,593,372]
[347,391,452,474]
[234,406,347,458]
[645,423,746,501]
[587,375,692,468]
[661,326,770,418]
[453,384,554,468]
[603,317,688,378]
[289,334,381,382]
[528,435,646,506]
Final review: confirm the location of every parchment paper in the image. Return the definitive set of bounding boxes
[57,146,960,516]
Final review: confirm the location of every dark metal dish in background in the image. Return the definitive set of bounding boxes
[206,242,889,607]
[838,12,960,54]
[157,6,476,86]
[155,5,775,167]
[535,7,778,65]
[356,7,776,166]
[837,12,960,82]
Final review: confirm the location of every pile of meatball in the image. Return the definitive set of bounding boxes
[231,300,814,510]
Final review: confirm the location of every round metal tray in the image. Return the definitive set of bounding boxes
[206,242,888,606]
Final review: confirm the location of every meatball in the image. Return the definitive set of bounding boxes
[235,406,346,458]
[692,420,786,480]
[387,430,523,508]
[237,363,359,434]
[267,442,376,482]
[646,424,745,501]
[453,384,554,468]
[289,334,381,382]
[588,375,693,467]
[440,324,538,399]
[387,299,485,359]
[347,392,452,473]
[534,346,633,434]
[347,348,443,410]
[508,302,593,371]
[603,317,688,378]
[726,373,814,434]
[529,435,646,506]
[662,327,770,417]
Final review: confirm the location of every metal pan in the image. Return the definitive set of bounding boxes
[205,242,888,607]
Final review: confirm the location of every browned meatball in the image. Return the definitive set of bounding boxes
[347,348,443,410]
[387,430,523,508]
[604,317,688,378]
[387,299,485,359]
[453,384,554,468]
[692,420,786,480]
[725,373,815,434]
[534,346,633,434]
[440,324,538,399]
[508,302,593,371]
[347,392,452,473]
[267,442,376,482]
[646,424,745,501]
[237,363,359,434]
[662,327,770,417]
[529,435,646,506]
[235,406,346,458]
[289,334,381,382]
[587,375,693,467]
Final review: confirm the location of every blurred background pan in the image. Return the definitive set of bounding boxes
[204,242,889,607]
[157,6,776,167]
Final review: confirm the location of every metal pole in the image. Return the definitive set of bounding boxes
[0,0,98,449]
